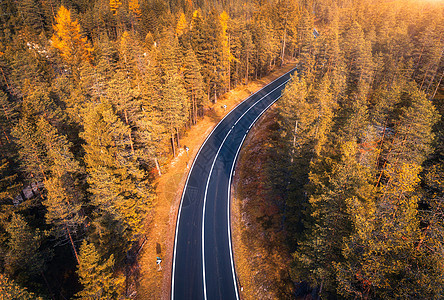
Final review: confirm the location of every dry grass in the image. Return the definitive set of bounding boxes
[231,107,294,300]
[136,63,296,300]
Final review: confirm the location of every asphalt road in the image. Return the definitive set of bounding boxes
[171,68,296,300]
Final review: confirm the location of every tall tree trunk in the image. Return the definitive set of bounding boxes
[0,67,10,90]
[228,35,231,91]
[193,96,197,124]
[154,156,161,176]
[281,26,287,65]
[124,110,135,156]
[41,271,55,300]
[245,51,249,84]
[291,120,298,163]
[65,224,80,264]
[171,131,176,157]
[431,70,444,100]
[176,127,181,148]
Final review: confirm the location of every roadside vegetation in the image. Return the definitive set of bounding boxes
[232,107,295,299]
[276,0,444,299]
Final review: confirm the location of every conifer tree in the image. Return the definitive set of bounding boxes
[176,12,187,37]
[109,0,122,14]
[51,6,93,71]
[76,240,124,299]
[5,213,44,284]
[159,72,189,157]
[81,101,151,255]
[44,176,84,264]
[219,11,232,92]
[183,48,206,125]
[0,159,21,207]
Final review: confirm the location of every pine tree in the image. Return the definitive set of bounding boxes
[76,240,124,299]
[51,6,93,71]
[0,159,21,225]
[109,0,122,14]
[274,0,299,64]
[44,176,84,264]
[129,0,141,21]
[159,72,189,157]
[219,11,232,91]
[5,213,44,284]
[183,48,206,125]
[81,101,151,255]
[176,12,187,37]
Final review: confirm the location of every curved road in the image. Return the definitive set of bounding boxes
[171,68,296,300]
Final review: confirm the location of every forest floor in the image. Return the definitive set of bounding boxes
[231,107,294,300]
[136,62,297,300]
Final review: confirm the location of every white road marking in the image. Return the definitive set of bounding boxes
[202,128,232,299]
[201,90,287,299]
[171,68,295,300]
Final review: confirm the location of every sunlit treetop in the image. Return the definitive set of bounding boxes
[50,6,93,67]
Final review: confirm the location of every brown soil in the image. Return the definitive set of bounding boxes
[136,63,297,300]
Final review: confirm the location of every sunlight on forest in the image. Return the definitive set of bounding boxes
[0,0,443,299]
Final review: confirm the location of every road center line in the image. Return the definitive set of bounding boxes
[226,95,282,299]
[201,82,289,299]
[171,68,296,300]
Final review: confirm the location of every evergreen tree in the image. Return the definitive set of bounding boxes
[159,72,189,157]
[183,48,206,125]
[4,214,45,284]
[51,6,93,72]
[81,101,151,256]
[76,240,124,299]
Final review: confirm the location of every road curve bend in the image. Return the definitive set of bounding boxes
[171,68,296,300]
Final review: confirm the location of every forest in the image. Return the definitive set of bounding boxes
[0,0,442,298]
[277,0,444,299]
[0,0,299,298]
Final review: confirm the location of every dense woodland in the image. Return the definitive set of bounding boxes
[0,0,301,298]
[0,0,442,298]
[277,0,444,299]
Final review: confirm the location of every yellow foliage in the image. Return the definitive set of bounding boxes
[176,13,187,36]
[191,9,202,30]
[384,163,421,194]
[50,6,93,66]
[129,0,141,19]
[110,0,122,14]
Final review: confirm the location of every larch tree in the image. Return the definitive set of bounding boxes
[183,48,206,125]
[50,6,93,72]
[159,72,189,157]
[219,11,232,92]
[176,12,187,37]
[109,0,122,14]
[0,274,42,300]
